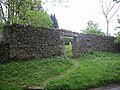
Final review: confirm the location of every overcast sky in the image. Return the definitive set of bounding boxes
[43,0,120,36]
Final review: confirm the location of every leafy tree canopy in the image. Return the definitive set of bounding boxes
[25,10,53,28]
[82,21,106,36]
[0,0,53,28]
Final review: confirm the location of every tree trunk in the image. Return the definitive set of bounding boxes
[107,20,109,36]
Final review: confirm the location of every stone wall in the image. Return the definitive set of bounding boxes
[0,43,9,63]
[0,24,119,62]
[2,24,64,60]
[0,33,2,42]
[78,34,120,53]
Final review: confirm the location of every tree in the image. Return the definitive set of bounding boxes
[114,15,120,30]
[0,19,4,32]
[114,15,120,44]
[0,0,42,24]
[0,0,53,28]
[82,21,106,36]
[113,0,120,3]
[112,0,120,44]
[25,10,53,28]
[114,32,120,44]
[51,14,59,29]
[99,0,120,35]
[0,1,6,22]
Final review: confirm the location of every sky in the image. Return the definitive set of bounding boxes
[43,0,120,36]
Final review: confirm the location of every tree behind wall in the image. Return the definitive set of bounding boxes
[1,0,42,24]
[114,15,120,44]
[25,10,53,28]
[112,0,120,44]
[51,14,59,29]
[0,0,53,28]
[82,21,106,36]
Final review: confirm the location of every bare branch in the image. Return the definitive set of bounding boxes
[109,5,120,21]
[106,0,112,14]
[99,0,107,16]
[105,1,108,10]
[99,0,120,35]
[106,2,116,15]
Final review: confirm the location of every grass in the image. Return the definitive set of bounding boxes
[45,51,120,90]
[0,45,120,90]
[0,56,72,90]
[65,45,72,57]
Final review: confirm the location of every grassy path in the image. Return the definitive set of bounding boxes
[41,58,79,87]
[45,52,120,90]
[41,46,74,86]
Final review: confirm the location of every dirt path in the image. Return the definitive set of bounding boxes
[40,59,79,87]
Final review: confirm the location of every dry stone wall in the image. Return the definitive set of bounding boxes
[0,42,9,63]
[0,24,120,62]
[2,24,64,60]
[0,33,2,42]
[78,34,120,53]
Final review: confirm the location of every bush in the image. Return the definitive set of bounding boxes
[114,31,120,44]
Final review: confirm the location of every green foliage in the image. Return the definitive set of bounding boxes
[0,56,72,90]
[114,16,120,44]
[1,45,120,90]
[1,0,53,28]
[1,48,120,90]
[65,45,72,53]
[114,31,120,44]
[0,19,5,32]
[65,45,72,57]
[82,21,106,36]
[2,0,42,24]
[45,51,120,90]
[25,10,53,28]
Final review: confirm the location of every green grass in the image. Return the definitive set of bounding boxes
[65,45,72,57]
[45,51,120,90]
[0,56,72,90]
[0,45,120,90]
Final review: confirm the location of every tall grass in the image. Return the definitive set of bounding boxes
[0,45,120,90]
[45,51,120,90]
[0,56,72,90]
